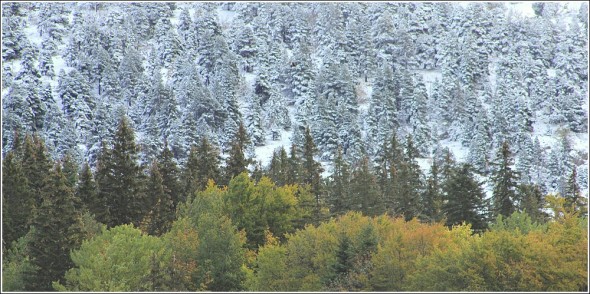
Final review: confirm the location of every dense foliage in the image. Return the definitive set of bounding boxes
[1,1,588,292]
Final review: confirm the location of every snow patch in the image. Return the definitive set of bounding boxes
[254,129,293,168]
[23,25,43,47]
[414,69,441,97]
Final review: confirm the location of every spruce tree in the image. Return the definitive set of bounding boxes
[21,134,53,206]
[96,117,144,228]
[422,159,443,223]
[350,156,383,217]
[518,183,548,223]
[328,146,351,216]
[159,142,182,209]
[286,144,302,185]
[184,136,221,197]
[302,126,324,221]
[564,165,587,217]
[143,161,175,236]
[26,164,83,291]
[2,151,33,248]
[224,123,251,184]
[491,141,519,220]
[442,163,488,233]
[76,161,97,215]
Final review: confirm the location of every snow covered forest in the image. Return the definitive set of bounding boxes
[1,1,589,292]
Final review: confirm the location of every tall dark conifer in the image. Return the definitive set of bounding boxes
[2,151,33,248]
[159,141,182,209]
[442,164,488,233]
[26,163,83,291]
[96,116,144,228]
[302,126,324,222]
[350,156,383,217]
[564,165,587,216]
[491,141,518,219]
[422,159,443,223]
[328,146,351,216]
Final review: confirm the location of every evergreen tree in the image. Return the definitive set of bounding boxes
[286,144,302,185]
[2,151,33,249]
[158,142,182,210]
[183,136,221,197]
[327,146,351,216]
[564,165,587,217]
[518,184,548,223]
[76,162,97,215]
[422,159,444,223]
[96,116,145,228]
[491,141,519,220]
[21,134,53,207]
[442,163,488,233]
[224,123,251,184]
[350,156,383,217]
[26,164,83,291]
[142,161,175,236]
[302,126,325,223]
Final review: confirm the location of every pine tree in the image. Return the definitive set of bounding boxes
[302,126,325,223]
[76,161,97,215]
[183,136,221,197]
[2,150,34,249]
[96,117,145,228]
[26,163,83,291]
[142,161,175,236]
[394,135,424,221]
[422,159,443,223]
[327,146,351,216]
[286,144,302,185]
[21,134,53,207]
[158,142,182,210]
[224,123,251,184]
[442,163,488,233]
[564,165,587,217]
[491,141,519,220]
[350,156,383,217]
[518,183,548,223]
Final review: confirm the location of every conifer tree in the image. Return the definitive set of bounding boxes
[564,165,587,217]
[224,123,251,184]
[286,144,302,185]
[442,163,488,233]
[302,126,325,222]
[96,116,145,228]
[76,161,97,215]
[518,183,548,223]
[183,137,221,197]
[158,142,182,209]
[60,152,79,189]
[26,164,83,291]
[21,134,53,206]
[422,159,443,223]
[491,141,519,220]
[394,135,424,221]
[142,161,175,236]
[328,146,351,216]
[350,156,383,217]
[2,151,33,248]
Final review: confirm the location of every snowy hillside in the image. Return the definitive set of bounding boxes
[2,1,588,200]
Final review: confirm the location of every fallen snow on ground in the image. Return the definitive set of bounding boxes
[254,129,293,168]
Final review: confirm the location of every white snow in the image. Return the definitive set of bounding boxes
[416,157,432,175]
[23,25,43,47]
[547,68,556,78]
[254,129,293,168]
[414,69,442,97]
